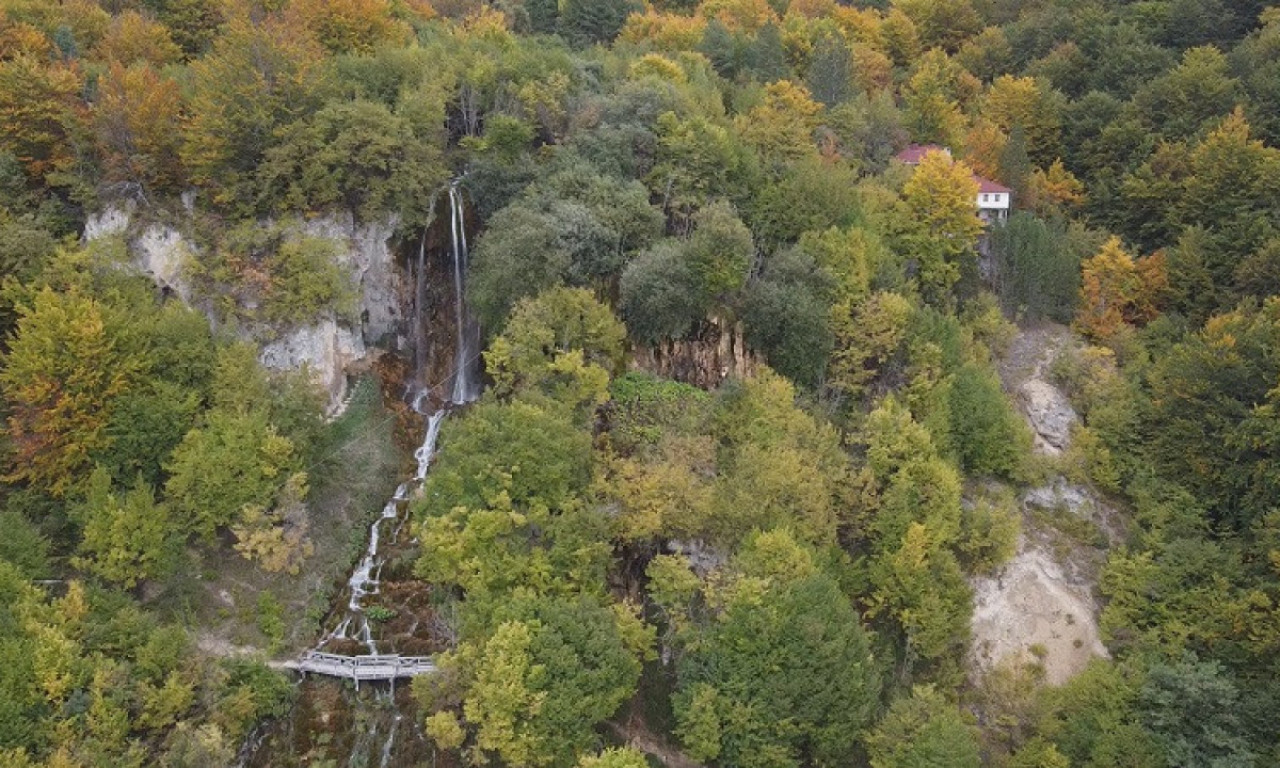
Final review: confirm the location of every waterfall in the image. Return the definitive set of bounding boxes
[252,181,482,764]
[449,182,480,405]
[413,230,428,398]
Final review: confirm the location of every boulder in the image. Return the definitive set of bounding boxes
[1018,377,1078,454]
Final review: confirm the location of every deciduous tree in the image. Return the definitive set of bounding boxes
[1,288,134,498]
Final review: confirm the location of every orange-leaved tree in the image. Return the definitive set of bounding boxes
[0,54,83,186]
[1075,236,1168,342]
[93,61,185,197]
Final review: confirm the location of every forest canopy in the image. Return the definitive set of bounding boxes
[3,0,1280,766]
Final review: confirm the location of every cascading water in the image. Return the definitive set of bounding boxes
[449,182,481,405]
[247,182,481,766]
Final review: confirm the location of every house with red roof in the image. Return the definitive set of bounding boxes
[893,144,1012,224]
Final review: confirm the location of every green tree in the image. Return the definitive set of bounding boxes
[418,398,593,517]
[686,200,754,311]
[892,0,981,52]
[436,595,646,768]
[1034,660,1162,768]
[947,363,1028,478]
[988,213,1082,323]
[164,409,300,539]
[648,112,757,225]
[72,469,173,588]
[620,240,703,344]
[1133,46,1241,140]
[258,99,446,221]
[805,32,854,108]
[181,17,327,210]
[743,247,834,388]
[559,0,637,47]
[866,685,981,768]
[100,380,201,488]
[655,531,880,768]
[527,0,559,35]
[749,22,787,82]
[485,287,627,415]
[1140,657,1257,768]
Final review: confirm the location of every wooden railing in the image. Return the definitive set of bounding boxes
[284,651,436,682]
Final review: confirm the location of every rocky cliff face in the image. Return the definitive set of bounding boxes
[295,213,404,346]
[631,317,758,390]
[84,204,407,416]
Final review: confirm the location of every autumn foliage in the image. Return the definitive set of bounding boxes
[1074,236,1168,341]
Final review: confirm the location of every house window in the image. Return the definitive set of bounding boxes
[982,193,989,203]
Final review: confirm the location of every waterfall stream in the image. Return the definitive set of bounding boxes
[317,182,478,657]
[248,182,480,765]
[449,182,480,404]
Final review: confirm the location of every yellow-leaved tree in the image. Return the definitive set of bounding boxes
[1,288,134,498]
[899,149,983,303]
[1074,236,1167,342]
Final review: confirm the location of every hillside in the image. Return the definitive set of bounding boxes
[2,1,1280,767]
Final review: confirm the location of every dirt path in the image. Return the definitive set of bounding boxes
[609,716,703,768]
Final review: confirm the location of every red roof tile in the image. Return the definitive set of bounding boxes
[894,144,948,165]
[973,175,1012,194]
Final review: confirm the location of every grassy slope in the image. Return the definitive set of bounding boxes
[153,377,407,657]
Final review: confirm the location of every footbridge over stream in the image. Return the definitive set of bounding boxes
[281,651,436,685]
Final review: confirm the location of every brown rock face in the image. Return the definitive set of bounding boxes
[631,317,758,390]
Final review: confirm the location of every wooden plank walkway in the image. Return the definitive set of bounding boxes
[283,651,436,682]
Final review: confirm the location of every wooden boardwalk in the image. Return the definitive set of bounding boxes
[283,651,436,683]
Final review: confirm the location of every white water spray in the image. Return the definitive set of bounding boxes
[315,181,479,659]
[449,183,480,404]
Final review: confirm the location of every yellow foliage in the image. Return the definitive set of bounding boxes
[93,10,182,67]
[629,53,687,83]
[1027,158,1086,212]
[735,79,822,163]
[286,0,412,53]
[94,61,185,194]
[231,473,315,574]
[902,150,983,244]
[698,0,778,33]
[963,118,1006,180]
[902,49,976,147]
[880,7,920,65]
[620,10,706,51]
[1075,237,1167,341]
[0,56,82,182]
[460,4,513,44]
[850,44,894,93]
[425,710,466,750]
[601,448,714,542]
[983,74,1060,157]
[0,20,52,59]
[829,291,913,399]
[830,6,884,50]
